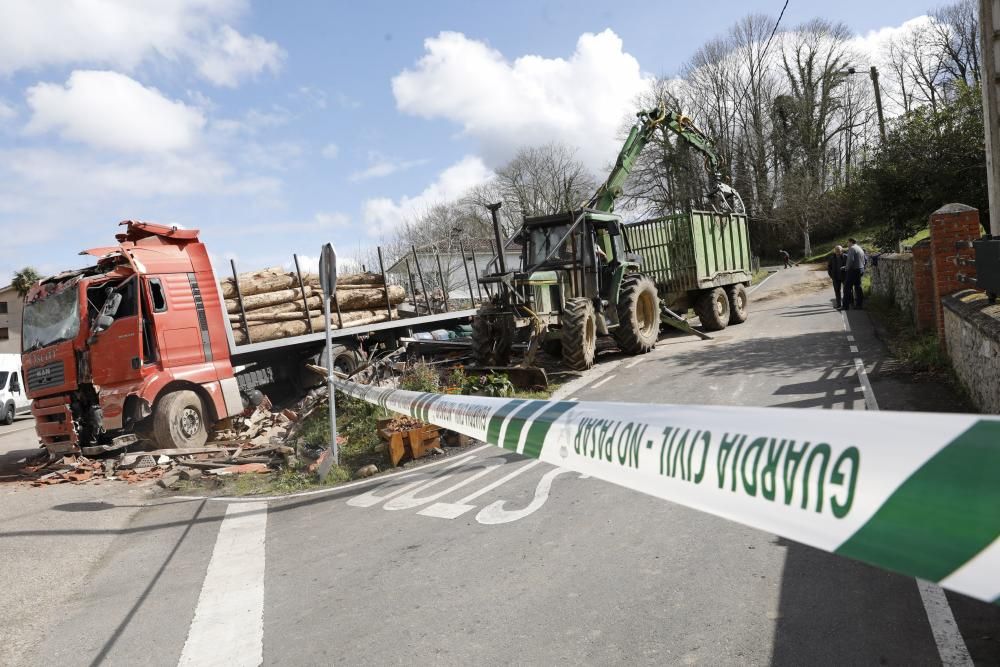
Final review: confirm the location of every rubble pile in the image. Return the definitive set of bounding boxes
[12,400,300,489]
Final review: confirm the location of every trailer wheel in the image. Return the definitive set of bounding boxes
[2,401,13,425]
[726,283,749,324]
[153,390,208,449]
[562,298,597,370]
[472,303,513,366]
[613,275,660,355]
[695,288,730,331]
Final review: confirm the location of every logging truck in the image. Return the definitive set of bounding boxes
[20,220,479,455]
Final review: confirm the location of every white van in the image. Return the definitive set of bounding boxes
[0,353,31,425]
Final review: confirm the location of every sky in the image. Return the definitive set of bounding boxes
[0,0,933,281]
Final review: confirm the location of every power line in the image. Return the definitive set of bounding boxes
[734,0,790,116]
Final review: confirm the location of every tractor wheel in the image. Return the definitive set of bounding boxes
[153,390,209,449]
[727,283,749,324]
[695,288,731,331]
[561,298,597,370]
[472,302,513,366]
[613,275,660,355]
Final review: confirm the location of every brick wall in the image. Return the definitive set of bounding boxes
[927,204,980,341]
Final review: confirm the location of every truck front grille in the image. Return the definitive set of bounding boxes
[27,361,66,392]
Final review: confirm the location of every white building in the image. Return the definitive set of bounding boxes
[0,283,24,355]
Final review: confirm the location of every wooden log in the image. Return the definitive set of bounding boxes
[332,284,405,310]
[226,296,323,321]
[302,271,385,287]
[225,286,315,313]
[220,267,293,299]
[232,309,396,344]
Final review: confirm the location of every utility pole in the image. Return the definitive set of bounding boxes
[980,0,1000,235]
[869,66,887,145]
[845,66,887,145]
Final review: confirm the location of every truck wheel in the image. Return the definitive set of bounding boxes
[695,288,730,331]
[2,402,13,425]
[727,283,749,324]
[472,303,513,366]
[153,390,208,449]
[614,275,660,354]
[562,298,597,370]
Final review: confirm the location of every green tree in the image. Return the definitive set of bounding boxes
[11,267,41,297]
[849,82,987,249]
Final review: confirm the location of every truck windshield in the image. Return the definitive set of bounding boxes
[527,224,577,267]
[22,286,81,352]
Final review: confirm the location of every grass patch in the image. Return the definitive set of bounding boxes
[802,224,882,264]
[752,268,772,285]
[864,295,950,372]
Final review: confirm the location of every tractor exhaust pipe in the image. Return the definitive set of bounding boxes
[487,202,506,274]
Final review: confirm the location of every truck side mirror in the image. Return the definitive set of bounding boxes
[94,313,114,334]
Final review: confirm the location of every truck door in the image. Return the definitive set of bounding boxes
[89,276,144,386]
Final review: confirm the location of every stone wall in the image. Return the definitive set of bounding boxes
[870,253,915,320]
[943,290,1000,414]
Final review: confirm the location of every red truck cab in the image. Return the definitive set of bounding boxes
[21,221,243,455]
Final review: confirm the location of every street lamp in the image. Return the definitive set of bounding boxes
[845,65,887,145]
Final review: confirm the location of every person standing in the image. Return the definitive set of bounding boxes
[844,238,866,310]
[779,249,791,269]
[827,245,847,309]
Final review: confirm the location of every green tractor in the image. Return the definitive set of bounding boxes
[472,106,750,373]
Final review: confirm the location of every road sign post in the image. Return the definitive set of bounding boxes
[316,243,339,480]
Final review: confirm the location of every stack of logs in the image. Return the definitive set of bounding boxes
[221,267,407,344]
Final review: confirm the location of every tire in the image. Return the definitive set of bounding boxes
[726,283,749,325]
[472,302,513,366]
[613,275,660,355]
[2,402,13,426]
[153,390,209,449]
[695,287,730,331]
[561,298,597,370]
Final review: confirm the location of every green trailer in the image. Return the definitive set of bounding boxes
[624,210,752,330]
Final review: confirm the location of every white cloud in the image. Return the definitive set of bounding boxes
[849,15,933,66]
[197,25,285,87]
[0,99,15,120]
[240,141,304,171]
[362,155,493,237]
[290,254,360,275]
[213,107,290,136]
[350,156,428,182]
[25,70,205,153]
[240,211,351,236]
[321,143,340,159]
[1,148,279,199]
[392,29,653,173]
[0,0,240,73]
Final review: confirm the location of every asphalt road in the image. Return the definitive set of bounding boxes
[3,266,998,666]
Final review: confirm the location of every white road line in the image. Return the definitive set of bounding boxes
[625,357,645,368]
[590,374,616,389]
[841,310,971,665]
[917,581,974,666]
[419,460,543,519]
[747,271,777,294]
[846,335,855,342]
[849,345,860,354]
[179,502,268,667]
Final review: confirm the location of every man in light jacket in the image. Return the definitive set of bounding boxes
[844,238,866,310]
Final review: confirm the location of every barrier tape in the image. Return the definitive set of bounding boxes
[334,379,1000,605]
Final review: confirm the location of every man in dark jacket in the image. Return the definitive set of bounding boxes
[827,245,847,309]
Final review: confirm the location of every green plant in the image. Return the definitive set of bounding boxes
[11,267,41,297]
[465,371,514,397]
[399,362,441,393]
